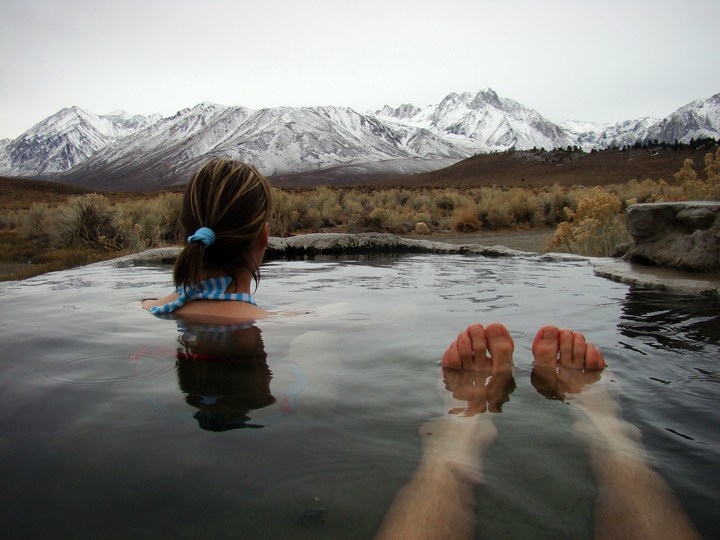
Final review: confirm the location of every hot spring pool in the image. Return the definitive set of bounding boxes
[0,253,718,539]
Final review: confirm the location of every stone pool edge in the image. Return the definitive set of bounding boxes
[102,232,720,297]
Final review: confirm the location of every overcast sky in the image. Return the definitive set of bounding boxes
[1,0,719,140]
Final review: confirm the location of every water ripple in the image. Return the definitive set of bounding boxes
[36,350,174,388]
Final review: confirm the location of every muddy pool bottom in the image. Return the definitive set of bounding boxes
[0,254,718,539]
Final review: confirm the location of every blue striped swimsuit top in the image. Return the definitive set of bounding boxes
[149,276,257,315]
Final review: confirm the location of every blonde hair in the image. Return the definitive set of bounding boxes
[174,158,273,290]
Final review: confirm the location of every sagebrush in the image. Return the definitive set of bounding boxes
[3,150,717,257]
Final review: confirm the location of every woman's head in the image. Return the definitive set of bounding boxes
[174,158,273,289]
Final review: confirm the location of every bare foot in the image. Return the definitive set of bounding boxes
[440,323,516,414]
[531,325,606,400]
[442,322,514,372]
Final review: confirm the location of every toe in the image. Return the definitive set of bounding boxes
[571,332,587,368]
[467,324,489,369]
[558,328,575,367]
[532,325,560,366]
[584,344,607,370]
[441,342,461,370]
[485,323,514,373]
[456,328,476,369]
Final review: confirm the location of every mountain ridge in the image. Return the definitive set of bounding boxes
[1,89,718,191]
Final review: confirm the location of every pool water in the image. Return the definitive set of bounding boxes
[0,254,718,539]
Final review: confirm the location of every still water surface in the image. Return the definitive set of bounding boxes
[0,254,717,539]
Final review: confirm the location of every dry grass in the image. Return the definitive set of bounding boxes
[2,150,719,279]
[0,230,128,281]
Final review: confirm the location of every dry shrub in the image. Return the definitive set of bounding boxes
[434,192,460,212]
[270,189,331,235]
[408,192,432,212]
[537,185,578,225]
[546,188,630,257]
[300,207,323,230]
[368,208,402,232]
[117,193,183,250]
[20,203,54,245]
[451,205,481,232]
[476,188,514,229]
[412,211,433,226]
[49,194,122,249]
[270,190,301,236]
[705,148,720,182]
[341,192,366,217]
[507,189,543,227]
[350,207,406,233]
[0,209,24,230]
[675,150,720,200]
[615,178,660,204]
[312,187,343,226]
[152,192,183,244]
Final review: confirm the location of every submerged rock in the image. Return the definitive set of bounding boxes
[624,202,720,272]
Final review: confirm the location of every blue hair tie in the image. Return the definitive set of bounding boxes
[188,227,215,247]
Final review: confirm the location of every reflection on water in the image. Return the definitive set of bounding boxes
[441,366,516,414]
[0,256,717,539]
[175,322,276,431]
[612,286,720,538]
[618,286,720,351]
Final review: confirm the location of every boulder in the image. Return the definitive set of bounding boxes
[624,202,720,272]
[414,222,432,235]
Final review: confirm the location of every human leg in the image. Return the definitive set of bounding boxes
[375,323,515,540]
[531,326,700,540]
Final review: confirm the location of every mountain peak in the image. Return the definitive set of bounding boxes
[472,88,501,108]
[376,103,421,120]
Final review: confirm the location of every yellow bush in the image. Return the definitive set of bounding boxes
[674,154,720,200]
[546,188,629,257]
[451,205,481,232]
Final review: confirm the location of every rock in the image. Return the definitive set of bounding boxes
[414,221,431,235]
[92,233,720,295]
[109,246,182,267]
[107,233,528,269]
[624,202,720,272]
[264,233,525,258]
[612,242,631,258]
[592,258,720,297]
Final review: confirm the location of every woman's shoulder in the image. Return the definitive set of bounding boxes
[172,299,269,321]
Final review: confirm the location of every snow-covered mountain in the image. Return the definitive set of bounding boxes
[0,107,161,175]
[562,117,659,151]
[1,89,718,190]
[647,93,720,143]
[559,93,720,151]
[377,89,575,152]
[57,102,469,190]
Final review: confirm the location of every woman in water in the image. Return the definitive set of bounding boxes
[142,157,272,321]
